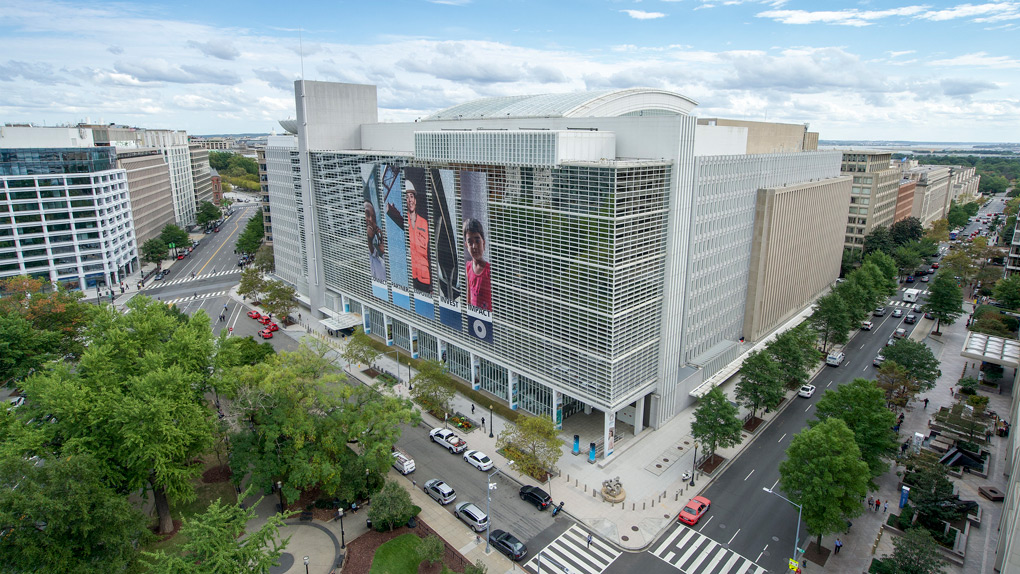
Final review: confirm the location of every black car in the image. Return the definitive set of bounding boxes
[904,314,917,324]
[924,311,935,320]
[519,485,552,510]
[489,529,527,561]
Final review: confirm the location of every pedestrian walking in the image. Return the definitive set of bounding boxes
[834,538,842,554]
[412,479,417,489]
[868,496,873,508]
[923,397,929,409]
[950,387,954,396]
[587,533,593,549]
[883,502,888,513]
[481,417,486,431]
[471,404,475,414]
[874,498,880,511]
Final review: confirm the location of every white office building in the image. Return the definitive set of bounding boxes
[141,130,196,227]
[0,126,138,291]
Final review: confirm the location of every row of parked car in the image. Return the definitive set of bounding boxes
[246,310,278,339]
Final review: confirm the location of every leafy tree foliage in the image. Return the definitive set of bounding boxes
[887,527,948,574]
[261,279,297,320]
[925,219,950,243]
[863,251,899,293]
[0,312,60,386]
[907,457,958,531]
[13,297,216,534]
[367,480,416,531]
[341,326,380,368]
[0,454,149,574]
[875,360,917,410]
[145,487,291,574]
[833,279,871,324]
[495,415,563,479]
[924,274,964,333]
[196,200,222,226]
[238,266,267,302]
[940,251,976,285]
[971,313,1014,337]
[410,359,455,416]
[159,223,189,252]
[881,339,942,393]
[254,243,275,273]
[1003,215,1017,245]
[227,342,418,507]
[810,292,852,351]
[890,217,924,246]
[980,174,1009,195]
[237,210,266,254]
[0,276,93,360]
[994,274,1020,310]
[864,226,895,255]
[841,246,863,277]
[691,387,743,460]
[812,379,897,483]
[735,350,784,418]
[141,237,169,266]
[417,534,445,567]
[893,244,922,278]
[779,417,869,546]
[768,325,816,389]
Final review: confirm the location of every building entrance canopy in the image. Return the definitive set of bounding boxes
[961,331,1020,368]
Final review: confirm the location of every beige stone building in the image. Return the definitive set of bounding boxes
[115,149,175,247]
[696,118,818,153]
[743,176,851,341]
[894,179,916,223]
[841,152,901,249]
[904,165,952,226]
[189,144,214,207]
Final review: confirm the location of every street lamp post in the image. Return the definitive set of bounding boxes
[276,481,284,513]
[763,487,803,568]
[489,404,494,439]
[303,556,309,574]
[689,443,698,487]
[338,507,346,548]
[485,461,514,555]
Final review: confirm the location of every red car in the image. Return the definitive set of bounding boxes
[258,329,273,339]
[678,496,711,525]
[266,322,279,332]
[247,310,261,320]
[258,316,272,325]
[931,263,939,269]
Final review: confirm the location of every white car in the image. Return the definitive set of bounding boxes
[892,309,903,318]
[463,450,494,471]
[798,385,816,398]
[861,321,873,331]
[825,352,845,367]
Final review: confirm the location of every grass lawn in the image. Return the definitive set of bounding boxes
[369,533,421,574]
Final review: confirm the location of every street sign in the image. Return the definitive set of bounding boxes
[789,559,799,570]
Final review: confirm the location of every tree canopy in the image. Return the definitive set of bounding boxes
[924,274,964,333]
[810,292,852,351]
[994,274,1020,310]
[160,223,189,251]
[495,415,563,480]
[890,217,924,246]
[812,378,897,484]
[881,339,942,393]
[196,200,222,226]
[691,387,743,460]
[237,210,266,254]
[735,350,784,418]
[887,527,948,574]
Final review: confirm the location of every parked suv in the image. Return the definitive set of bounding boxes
[519,485,552,510]
[423,479,456,505]
[454,502,489,532]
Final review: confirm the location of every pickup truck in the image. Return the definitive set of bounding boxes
[430,428,468,454]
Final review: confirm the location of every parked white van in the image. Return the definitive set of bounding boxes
[392,451,416,475]
[826,352,845,367]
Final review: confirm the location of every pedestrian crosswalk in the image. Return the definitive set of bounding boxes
[161,290,229,304]
[146,270,238,288]
[523,524,620,574]
[651,525,767,574]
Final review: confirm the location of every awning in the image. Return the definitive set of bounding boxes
[318,312,362,333]
[961,331,1020,368]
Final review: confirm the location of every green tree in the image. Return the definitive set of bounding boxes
[980,174,1008,195]
[735,350,784,418]
[833,279,871,324]
[238,266,267,302]
[886,527,948,574]
[367,480,416,531]
[812,379,897,483]
[145,487,291,574]
[341,326,381,369]
[810,292,852,351]
[0,454,149,574]
[893,244,922,278]
[1003,215,1017,245]
[881,339,942,393]
[254,243,275,273]
[261,279,297,320]
[495,415,563,480]
[971,314,1014,337]
[464,560,488,574]
[690,387,743,461]
[141,237,169,266]
[924,274,964,334]
[940,250,976,285]
[925,219,950,243]
[864,226,895,255]
[862,251,899,293]
[768,326,815,389]
[227,342,417,507]
[0,312,60,386]
[159,223,189,253]
[779,417,869,547]
[875,359,917,410]
[14,297,217,534]
[841,246,863,277]
[890,217,924,245]
[908,458,958,531]
[409,359,455,415]
[994,275,1020,309]
[237,210,266,254]
[0,276,93,359]
[946,203,970,228]
[196,200,222,226]
[417,534,445,567]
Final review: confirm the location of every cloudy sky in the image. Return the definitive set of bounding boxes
[1,0,1018,142]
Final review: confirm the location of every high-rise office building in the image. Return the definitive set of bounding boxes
[841,152,901,250]
[269,82,849,454]
[189,144,214,207]
[0,126,138,291]
[141,130,196,227]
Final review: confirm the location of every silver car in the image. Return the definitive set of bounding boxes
[423,479,456,505]
[454,502,489,532]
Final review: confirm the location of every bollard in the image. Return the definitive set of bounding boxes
[675,492,679,501]
[575,479,578,487]
[573,434,580,455]
[643,502,646,510]
[584,484,587,492]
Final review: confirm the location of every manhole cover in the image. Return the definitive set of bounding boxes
[631,526,639,532]
[621,535,629,541]
[683,441,690,445]
[663,458,669,462]
[677,446,683,450]
[655,464,662,468]
[771,536,780,542]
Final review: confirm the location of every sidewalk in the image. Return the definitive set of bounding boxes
[247,289,1009,572]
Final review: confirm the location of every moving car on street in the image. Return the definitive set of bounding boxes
[489,530,527,561]
[678,496,711,525]
[798,385,815,398]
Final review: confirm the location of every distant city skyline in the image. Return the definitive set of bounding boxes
[1,0,1018,142]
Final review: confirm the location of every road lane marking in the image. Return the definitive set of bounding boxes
[770,478,779,490]
[698,515,713,530]
[778,433,787,443]
[744,470,754,481]
[756,544,768,563]
[805,404,812,412]
[728,528,741,545]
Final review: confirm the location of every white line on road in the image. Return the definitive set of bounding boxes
[860,343,865,349]
[826,380,832,387]
[728,529,741,545]
[699,515,713,530]
[744,470,754,481]
[805,404,812,412]
[778,433,787,443]
[770,478,780,491]
[862,365,869,372]
[756,544,768,563]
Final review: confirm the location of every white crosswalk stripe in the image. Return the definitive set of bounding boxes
[163,290,228,304]
[523,524,620,574]
[652,525,767,574]
[145,270,239,288]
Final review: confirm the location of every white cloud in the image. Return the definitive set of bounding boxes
[186,40,240,61]
[757,6,926,26]
[929,52,1020,69]
[621,10,667,19]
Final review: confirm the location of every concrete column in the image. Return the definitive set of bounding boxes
[634,395,646,434]
[362,309,371,334]
[471,354,481,390]
[604,409,616,459]
[584,403,593,415]
[384,316,393,345]
[553,389,563,430]
[508,372,518,410]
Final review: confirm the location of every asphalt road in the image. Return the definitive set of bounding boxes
[394,423,559,551]
[651,284,933,574]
